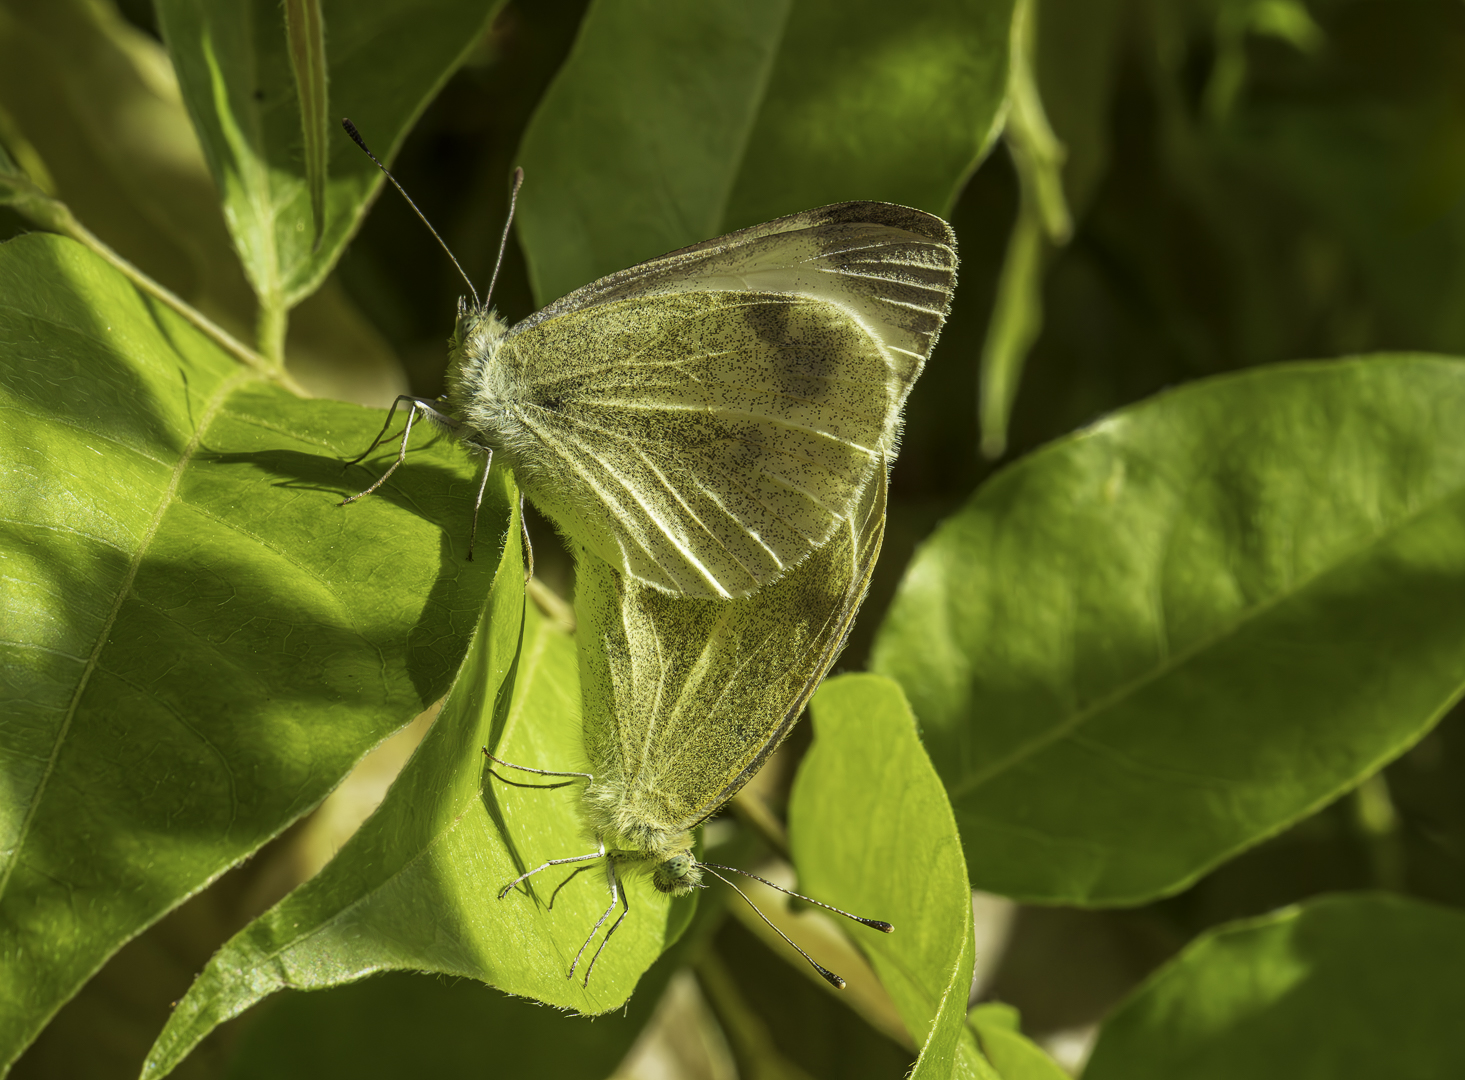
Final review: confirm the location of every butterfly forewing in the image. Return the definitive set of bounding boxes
[495,203,954,599]
[497,290,891,596]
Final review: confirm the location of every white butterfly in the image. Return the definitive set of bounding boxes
[352,198,957,600]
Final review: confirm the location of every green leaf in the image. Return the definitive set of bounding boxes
[283,0,329,252]
[968,1003,1068,1080]
[1084,894,1465,1080]
[140,579,695,1078]
[873,355,1465,904]
[792,674,998,1080]
[221,824,738,1080]
[0,232,496,1071]
[153,0,506,332]
[517,0,1014,305]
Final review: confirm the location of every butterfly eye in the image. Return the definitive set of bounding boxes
[651,853,701,894]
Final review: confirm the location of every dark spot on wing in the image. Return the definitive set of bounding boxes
[743,299,792,347]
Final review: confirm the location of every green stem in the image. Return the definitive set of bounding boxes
[255,294,290,369]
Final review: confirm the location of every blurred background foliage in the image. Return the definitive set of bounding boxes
[4,0,1465,1076]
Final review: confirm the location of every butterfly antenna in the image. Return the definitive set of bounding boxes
[701,864,882,991]
[701,862,895,934]
[340,117,480,308]
[484,168,524,311]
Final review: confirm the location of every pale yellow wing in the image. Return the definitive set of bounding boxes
[495,203,954,599]
[496,290,888,597]
[575,462,888,848]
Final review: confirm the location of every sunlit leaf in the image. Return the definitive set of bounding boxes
[875,355,1465,904]
[1085,894,1465,1080]
[793,674,998,1080]
[220,826,740,1080]
[143,570,703,1077]
[0,233,495,1070]
[517,0,1014,305]
[154,0,506,317]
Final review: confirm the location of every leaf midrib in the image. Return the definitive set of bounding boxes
[948,479,1465,799]
[0,367,255,898]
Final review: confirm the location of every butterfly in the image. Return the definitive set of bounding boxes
[344,156,956,601]
[488,460,894,987]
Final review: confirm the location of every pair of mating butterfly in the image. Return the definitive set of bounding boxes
[341,120,958,989]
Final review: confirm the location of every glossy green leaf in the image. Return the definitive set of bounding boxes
[968,1003,1068,1080]
[518,0,1014,305]
[153,0,505,323]
[0,232,497,1070]
[1085,894,1465,1080]
[874,355,1465,904]
[792,674,997,1080]
[140,574,699,1078]
[222,825,738,1080]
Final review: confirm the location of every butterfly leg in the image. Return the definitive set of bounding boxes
[518,491,535,581]
[497,841,606,900]
[342,394,417,468]
[341,396,459,504]
[572,858,628,985]
[466,448,494,561]
[482,748,592,787]
[548,864,597,909]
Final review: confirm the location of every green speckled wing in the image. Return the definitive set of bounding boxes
[574,462,888,843]
[501,204,953,599]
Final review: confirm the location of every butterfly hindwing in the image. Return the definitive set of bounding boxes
[574,460,889,839]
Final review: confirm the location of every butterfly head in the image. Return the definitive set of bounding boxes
[446,298,511,421]
[650,849,703,895]
[450,297,507,356]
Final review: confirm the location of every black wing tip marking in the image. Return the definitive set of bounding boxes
[802,201,957,248]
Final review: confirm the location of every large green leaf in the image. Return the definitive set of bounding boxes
[873,355,1465,904]
[1084,894,1465,1080]
[220,822,742,1080]
[517,0,1014,305]
[140,582,695,1078]
[792,674,997,1080]
[153,0,505,327]
[0,232,496,1070]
